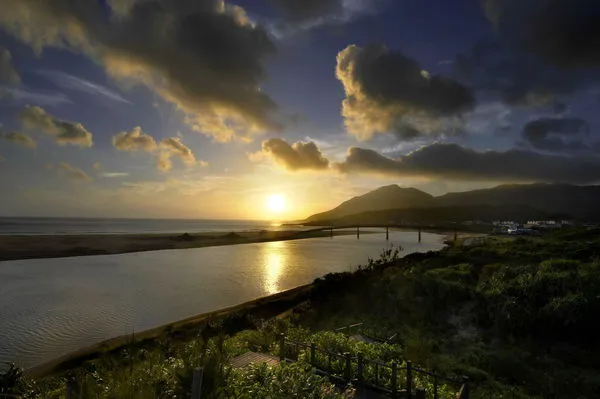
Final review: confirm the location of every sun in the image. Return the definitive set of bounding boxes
[266,194,286,213]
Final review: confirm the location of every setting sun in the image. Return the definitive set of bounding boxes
[266,194,286,213]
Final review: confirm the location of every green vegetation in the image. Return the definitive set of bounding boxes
[300,229,600,397]
[2,327,355,398]
[3,229,600,398]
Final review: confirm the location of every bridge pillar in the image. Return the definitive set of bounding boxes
[386,226,389,241]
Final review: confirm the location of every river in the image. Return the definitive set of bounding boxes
[0,230,444,368]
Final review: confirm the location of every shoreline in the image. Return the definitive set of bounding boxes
[0,229,374,262]
[25,284,315,378]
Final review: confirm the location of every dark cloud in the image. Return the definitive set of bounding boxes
[0,47,19,85]
[553,102,568,115]
[252,138,330,171]
[459,1,600,107]
[0,0,280,141]
[20,106,93,147]
[0,131,37,149]
[484,0,600,68]
[337,142,600,184]
[337,44,474,140]
[522,117,591,152]
[453,40,592,107]
[270,0,343,23]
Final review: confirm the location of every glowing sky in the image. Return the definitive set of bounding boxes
[1,0,600,220]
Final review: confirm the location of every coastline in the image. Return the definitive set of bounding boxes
[0,229,372,262]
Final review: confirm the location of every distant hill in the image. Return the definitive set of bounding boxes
[305,185,434,223]
[436,184,600,219]
[304,183,600,224]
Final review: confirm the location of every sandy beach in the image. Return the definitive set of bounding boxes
[0,229,366,262]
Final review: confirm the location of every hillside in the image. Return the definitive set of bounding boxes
[436,183,600,219]
[305,185,434,223]
[308,204,559,227]
[305,183,600,224]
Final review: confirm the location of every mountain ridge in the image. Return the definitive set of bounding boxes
[304,183,600,223]
[305,184,434,223]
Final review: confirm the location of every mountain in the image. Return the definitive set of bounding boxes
[305,183,600,224]
[305,185,434,223]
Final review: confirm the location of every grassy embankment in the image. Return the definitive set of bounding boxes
[3,229,600,398]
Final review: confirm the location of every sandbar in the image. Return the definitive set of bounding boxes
[0,229,367,262]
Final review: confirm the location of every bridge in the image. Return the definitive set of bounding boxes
[305,225,458,242]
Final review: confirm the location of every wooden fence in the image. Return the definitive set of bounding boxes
[278,334,469,399]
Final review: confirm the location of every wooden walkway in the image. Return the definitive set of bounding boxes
[230,351,280,369]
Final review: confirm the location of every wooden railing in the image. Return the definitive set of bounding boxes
[278,334,468,399]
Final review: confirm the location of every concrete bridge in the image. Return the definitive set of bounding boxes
[305,225,452,242]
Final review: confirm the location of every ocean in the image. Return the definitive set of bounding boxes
[0,217,298,235]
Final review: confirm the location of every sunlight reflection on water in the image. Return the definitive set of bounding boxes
[263,241,285,295]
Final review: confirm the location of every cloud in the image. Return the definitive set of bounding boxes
[20,106,93,147]
[336,44,475,141]
[521,117,592,153]
[464,101,512,135]
[268,0,386,35]
[452,40,597,107]
[0,87,71,107]
[0,131,37,149]
[91,161,128,178]
[157,137,200,172]
[0,0,281,142]
[0,47,19,85]
[112,126,157,152]
[484,0,600,68]
[106,0,139,17]
[37,69,130,104]
[48,162,93,181]
[111,127,203,172]
[251,138,330,171]
[100,172,129,178]
[336,142,600,184]
[270,0,343,23]
[553,102,568,115]
[457,1,600,106]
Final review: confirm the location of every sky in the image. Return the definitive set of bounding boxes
[1,0,600,220]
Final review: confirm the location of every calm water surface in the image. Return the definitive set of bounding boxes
[0,230,444,368]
